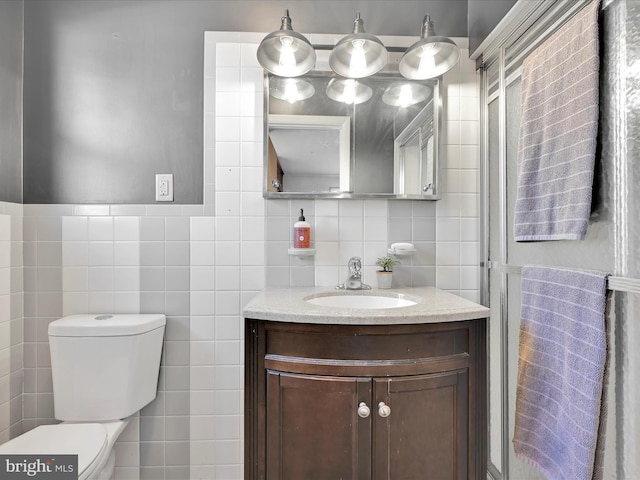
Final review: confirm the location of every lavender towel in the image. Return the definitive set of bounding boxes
[514,1,600,241]
[513,265,609,480]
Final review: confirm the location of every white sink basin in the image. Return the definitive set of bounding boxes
[305,293,418,309]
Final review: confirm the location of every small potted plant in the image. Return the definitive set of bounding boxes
[375,256,400,289]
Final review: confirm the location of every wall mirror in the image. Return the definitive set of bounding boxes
[264,60,441,200]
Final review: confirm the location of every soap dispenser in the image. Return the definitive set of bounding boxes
[293,209,311,248]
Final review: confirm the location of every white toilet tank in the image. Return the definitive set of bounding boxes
[48,314,166,422]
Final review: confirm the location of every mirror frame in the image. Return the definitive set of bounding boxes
[263,48,442,200]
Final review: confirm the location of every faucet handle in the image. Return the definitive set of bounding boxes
[348,256,362,275]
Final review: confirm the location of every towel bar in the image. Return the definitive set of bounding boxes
[497,264,640,295]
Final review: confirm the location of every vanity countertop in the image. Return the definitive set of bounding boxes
[242,287,490,325]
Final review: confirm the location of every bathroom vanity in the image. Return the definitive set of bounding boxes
[243,287,489,480]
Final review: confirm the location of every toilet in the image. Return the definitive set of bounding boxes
[0,314,166,480]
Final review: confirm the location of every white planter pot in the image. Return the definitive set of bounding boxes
[376,271,393,289]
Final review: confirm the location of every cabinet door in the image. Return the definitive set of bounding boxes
[373,371,469,480]
[266,371,372,480]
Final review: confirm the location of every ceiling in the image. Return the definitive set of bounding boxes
[200,1,469,38]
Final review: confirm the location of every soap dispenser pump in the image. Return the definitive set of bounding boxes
[293,209,311,248]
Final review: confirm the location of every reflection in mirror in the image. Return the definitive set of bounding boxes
[264,70,440,200]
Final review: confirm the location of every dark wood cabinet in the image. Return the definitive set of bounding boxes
[245,319,486,480]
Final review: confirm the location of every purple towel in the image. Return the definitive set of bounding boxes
[513,265,609,480]
[514,1,600,241]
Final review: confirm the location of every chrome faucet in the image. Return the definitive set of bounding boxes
[337,256,371,290]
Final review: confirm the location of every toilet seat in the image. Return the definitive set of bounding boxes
[0,423,108,480]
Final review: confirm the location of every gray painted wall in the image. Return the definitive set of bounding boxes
[468,0,517,56]
[0,1,23,204]
[22,0,468,204]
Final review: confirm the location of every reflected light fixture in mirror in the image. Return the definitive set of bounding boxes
[399,14,460,80]
[269,77,315,103]
[256,9,316,77]
[382,82,432,108]
[326,78,373,105]
[329,12,388,79]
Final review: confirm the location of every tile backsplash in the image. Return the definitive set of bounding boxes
[0,32,479,480]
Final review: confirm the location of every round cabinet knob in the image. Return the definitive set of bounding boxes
[378,402,391,418]
[357,402,371,418]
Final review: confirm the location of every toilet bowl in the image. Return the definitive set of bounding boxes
[0,314,165,480]
[0,421,128,480]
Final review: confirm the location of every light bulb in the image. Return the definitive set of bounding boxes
[349,39,367,77]
[398,84,413,108]
[278,36,297,71]
[343,80,357,104]
[283,79,299,104]
[417,44,438,78]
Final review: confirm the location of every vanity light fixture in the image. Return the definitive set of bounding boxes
[256,9,316,77]
[399,14,460,80]
[269,77,315,104]
[326,78,373,105]
[382,82,432,108]
[329,12,388,79]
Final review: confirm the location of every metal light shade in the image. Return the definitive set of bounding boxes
[400,15,460,80]
[329,12,388,79]
[326,78,372,105]
[257,10,316,77]
[269,77,315,104]
[382,82,432,107]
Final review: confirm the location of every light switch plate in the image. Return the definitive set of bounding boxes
[155,174,174,202]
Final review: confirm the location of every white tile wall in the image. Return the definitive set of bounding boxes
[3,32,479,480]
[0,213,12,444]
[0,203,23,445]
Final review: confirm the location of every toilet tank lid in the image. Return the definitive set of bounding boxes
[48,314,166,337]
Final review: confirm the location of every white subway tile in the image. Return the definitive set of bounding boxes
[62,217,88,241]
[240,91,262,117]
[215,242,240,266]
[114,217,139,241]
[240,266,265,291]
[62,267,88,291]
[364,216,387,242]
[89,217,114,241]
[190,292,216,316]
[315,266,339,287]
[62,291,89,316]
[190,316,216,341]
[215,266,240,291]
[215,192,240,216]
[240,192,264,217]
[191,266,216,291]
[240,117,262,143]
[215,67,241,92]
[436,266,460,290]
[315,217,339,242]
[114,242,139,266]
[240,217,264,242]
[215,92,241,116]
[216,117,241,142]
[190,217,216,242]
[88,242,113,266]
[436,218,460,242]
[113,267,140,292]
[216,141,241,167]
[240,241,264,266]
[214,292,240,315]
[216,43,241,67]
[436,243,461,266]
[241,42,259,67]
[88,292,114,313]
[363,200,387,217]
